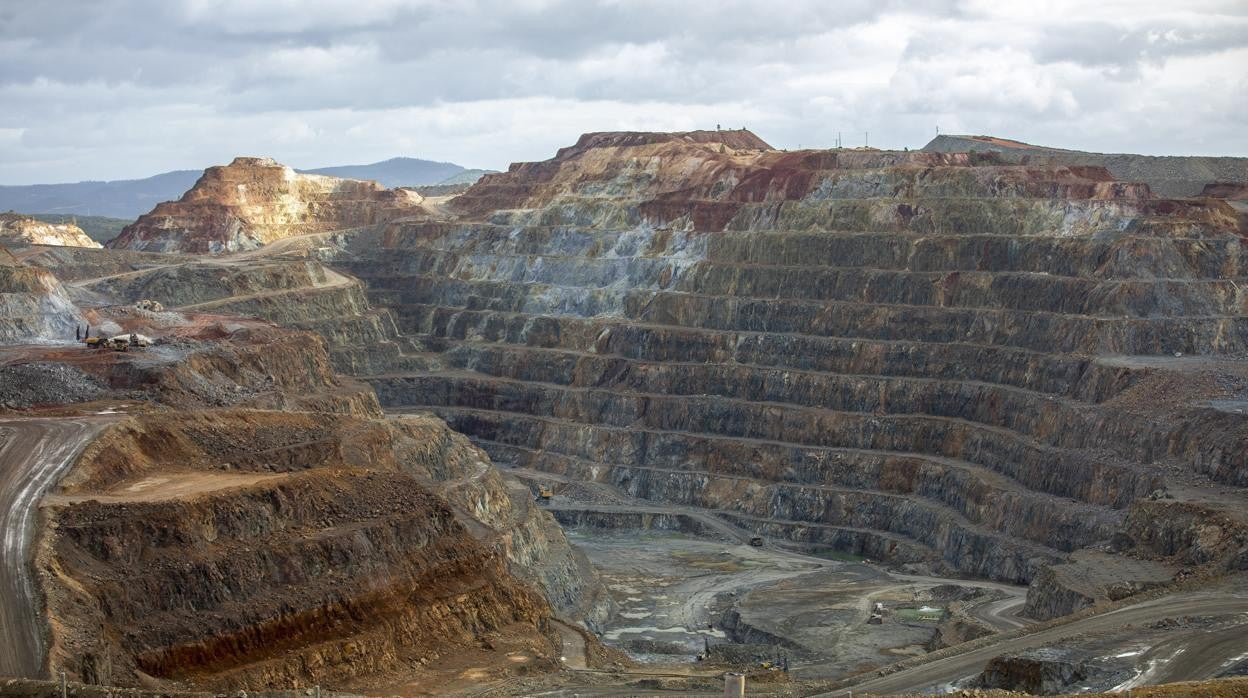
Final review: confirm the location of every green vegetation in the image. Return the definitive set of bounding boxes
[26,213,132,244]
[807,547,867,563]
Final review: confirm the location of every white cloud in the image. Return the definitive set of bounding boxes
[0,0,1244,183]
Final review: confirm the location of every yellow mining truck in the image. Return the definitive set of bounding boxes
[78,325,106,348]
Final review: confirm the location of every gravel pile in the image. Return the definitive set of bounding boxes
[0,362,108,409]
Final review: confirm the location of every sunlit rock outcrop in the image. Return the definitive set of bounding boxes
[108,157,427,254]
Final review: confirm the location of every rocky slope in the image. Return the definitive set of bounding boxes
[311,130,1248,591]
[0,214,101,249]
[0,253,85,344]
[18,128,1248,691]
[64,253,422,377]
[107,158,427,254]
[923,134,1248,198]
[36,408,575,690]
[0,283,603,689]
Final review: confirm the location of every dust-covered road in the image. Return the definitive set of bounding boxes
[0,417,112,678]
[813,591,1248,697]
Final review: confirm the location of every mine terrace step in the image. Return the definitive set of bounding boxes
[390,401,1132,528]
[372,285,1248,355]
[361,340,1163,454]
[372,369,1161,501]
[346,224,1243,281]
[380,303,1100,396]
[354,265,1248,319]
[474,433,1117,552]
[345,244,1244,286]
[455,432,1062,583]
[357,272,1248,321]
[412,399,1152,509]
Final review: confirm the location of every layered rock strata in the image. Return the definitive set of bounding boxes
[38,405,601,689]
[108,158,426,254]
[319,130,1248,586]
[0,282,602,688]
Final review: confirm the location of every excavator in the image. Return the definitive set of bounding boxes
[536,486,553,503]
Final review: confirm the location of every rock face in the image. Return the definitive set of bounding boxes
[977,648,1090,694]
[0,214,101,249]
[322,129,1248,585]
[108,158,426,254]
[1022,550,1173,620]
[73,258,419,376]
[0,303,603,689]
[0,254,84,343]
[39,410,558,689]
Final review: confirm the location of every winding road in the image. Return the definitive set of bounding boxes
[0,416,113,678]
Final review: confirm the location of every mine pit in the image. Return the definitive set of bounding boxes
[560,516,1013,679]
[3,127,1248,697]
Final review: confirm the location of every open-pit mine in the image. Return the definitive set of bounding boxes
[1,131,1247,697]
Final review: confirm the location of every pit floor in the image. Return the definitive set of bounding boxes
[567,529,953,679]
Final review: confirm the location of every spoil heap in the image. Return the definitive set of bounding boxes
[0,214,101,249]
[325,130,1248,590]
[108,157,426,254]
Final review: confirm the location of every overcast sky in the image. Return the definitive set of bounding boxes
[1,0,1246,184]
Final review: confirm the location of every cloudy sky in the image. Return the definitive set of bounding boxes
[1,0,1246,184]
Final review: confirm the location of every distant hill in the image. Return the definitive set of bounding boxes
[0,170,201,220]
[0,157,491,220]
[436,169,494,186]
[923,135,1248,198]
[303,157,495,189]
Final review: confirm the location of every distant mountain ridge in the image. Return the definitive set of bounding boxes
[0,170,202,220]
[303,157,471,188]
[0,157,493,219]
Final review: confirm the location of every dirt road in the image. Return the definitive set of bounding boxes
[0,416,113,678]
[813,591,1248,696]
[551,619,588,670]
[539,495,1031,633]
